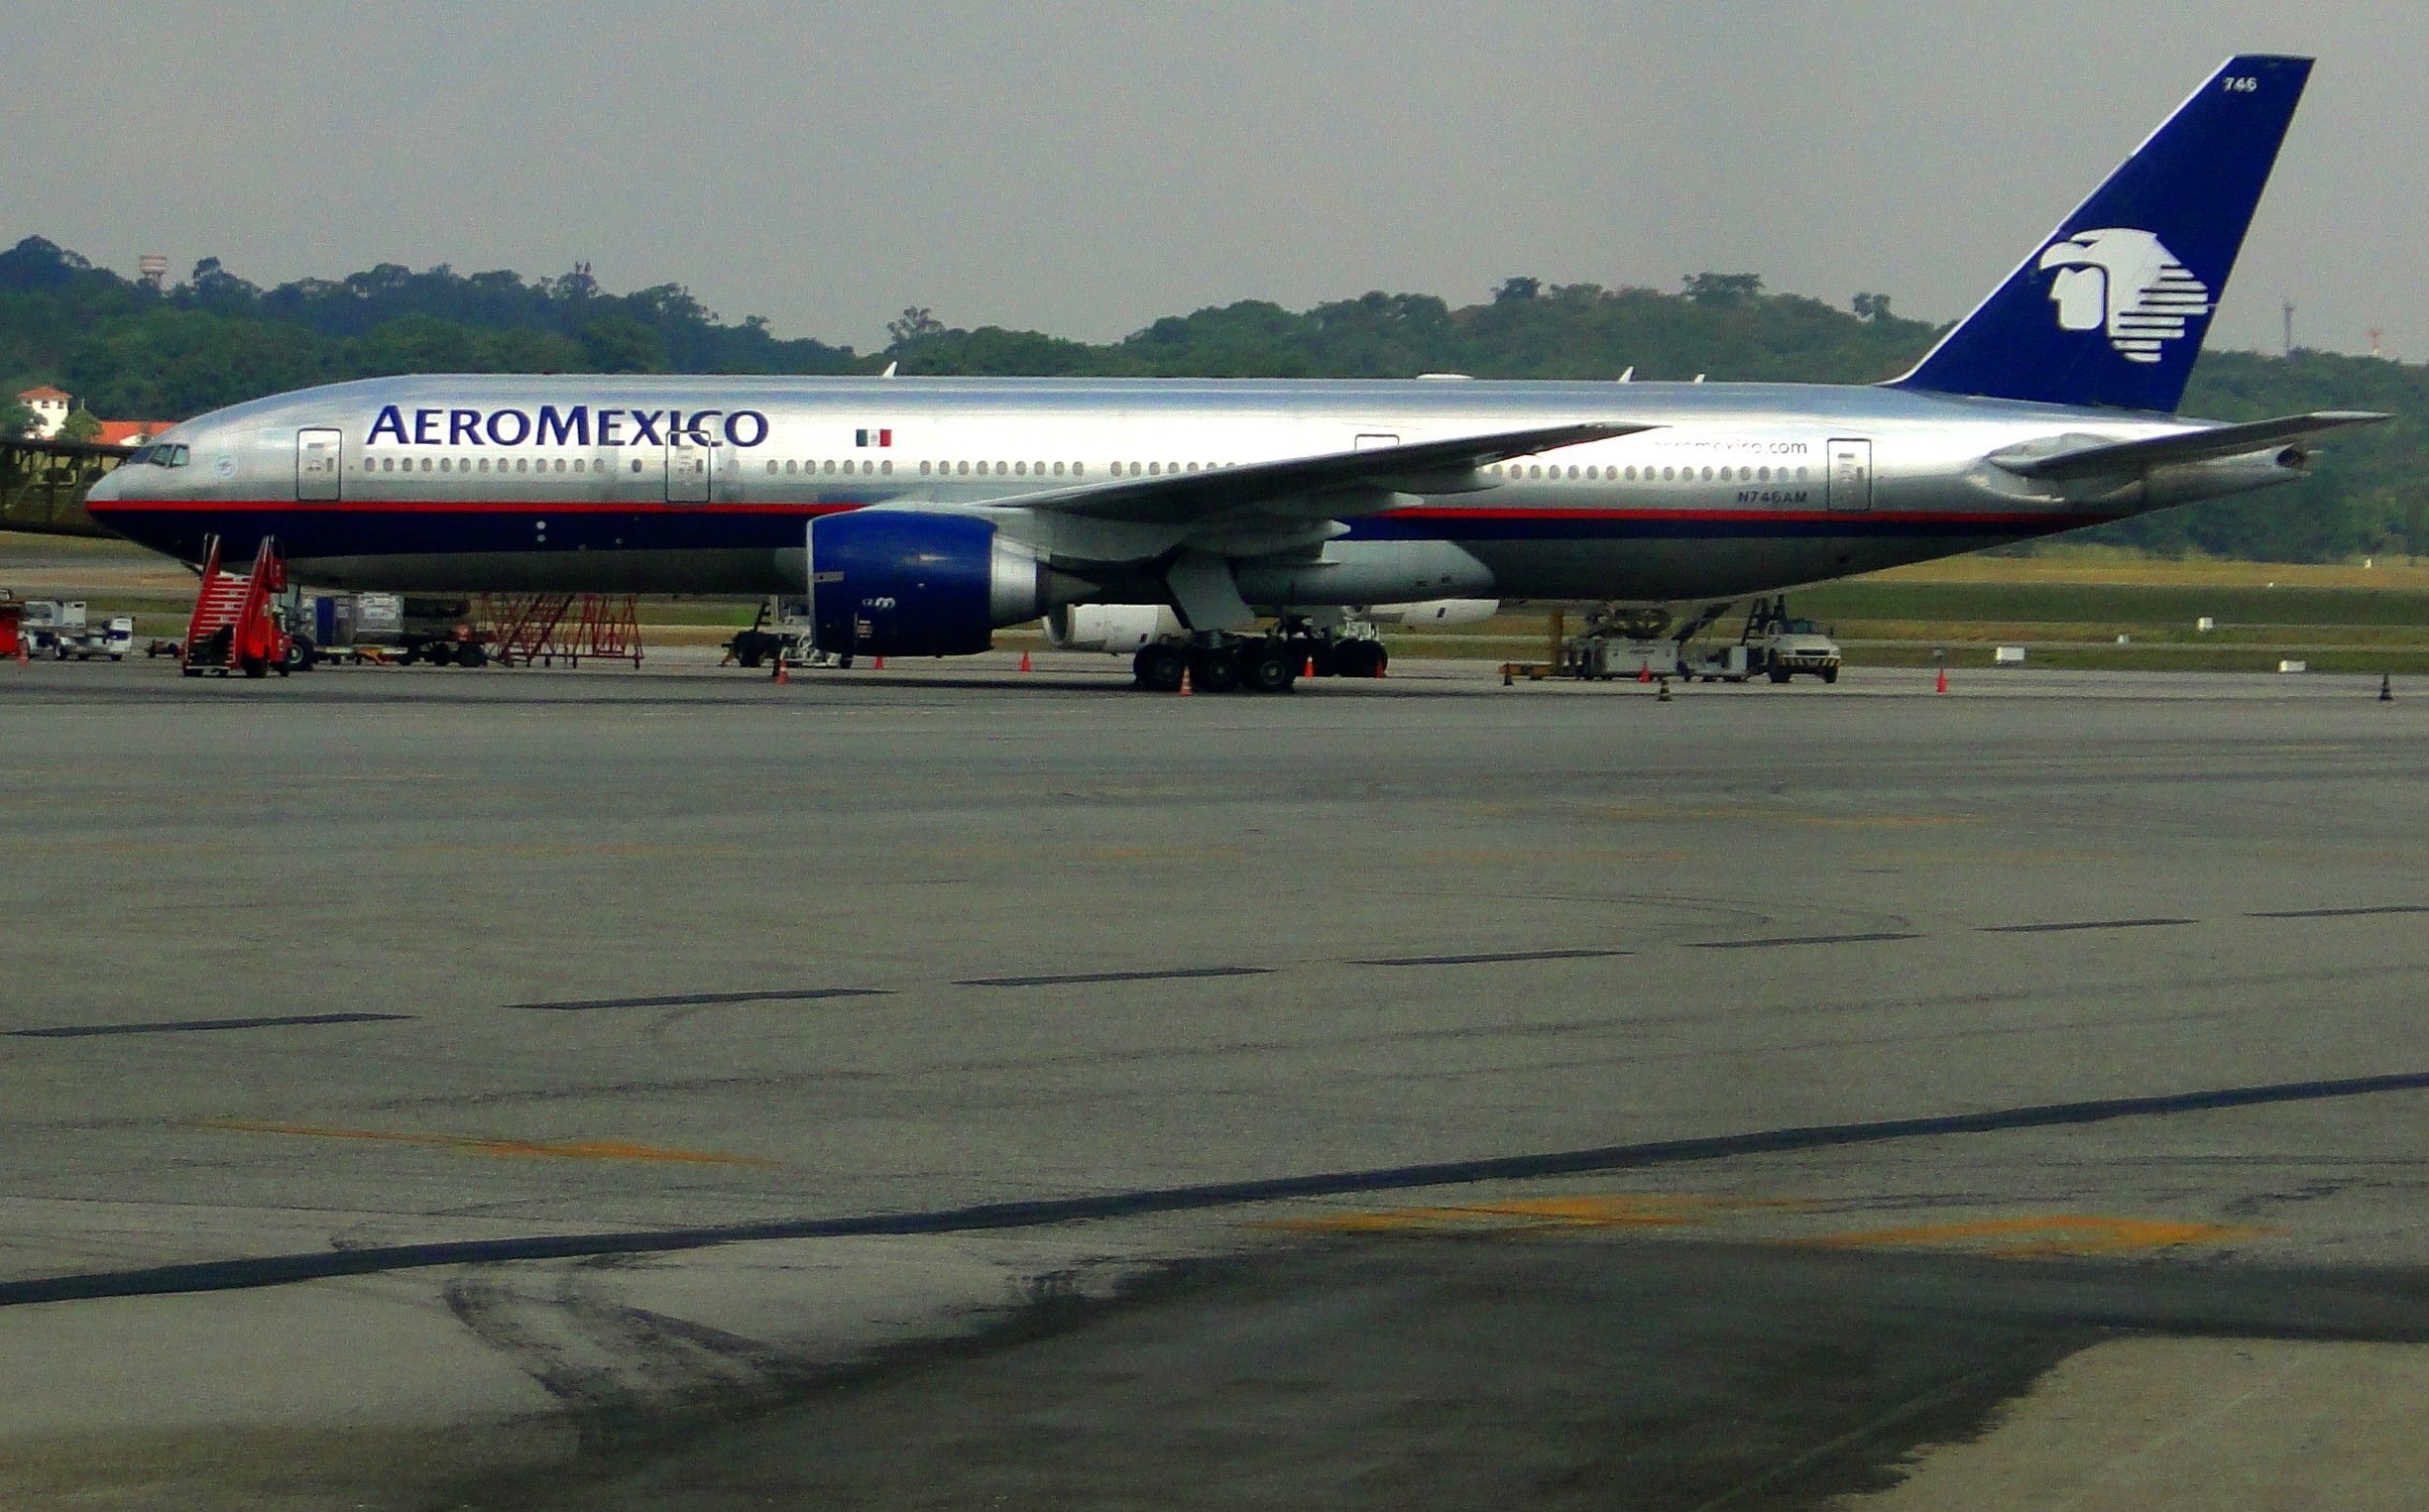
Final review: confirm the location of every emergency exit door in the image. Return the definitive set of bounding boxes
[1826,438,1873,513]
[296,427,342,502]
[666,431,712,503]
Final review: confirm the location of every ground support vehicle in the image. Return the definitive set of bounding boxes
[180,536,293,678]
[1738,597,1843,684]
[726,597,828,668]
[19,601,135,661]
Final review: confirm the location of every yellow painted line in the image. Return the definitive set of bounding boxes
[1796,1215,2268,1257]
[189,1118,775,1166]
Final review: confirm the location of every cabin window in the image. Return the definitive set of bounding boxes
[880,460,893,475]
[1052,461,1067,476]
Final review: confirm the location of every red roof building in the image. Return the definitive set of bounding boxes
[92,419,176,447]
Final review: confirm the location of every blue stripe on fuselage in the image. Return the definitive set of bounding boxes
[87,501,2093,567]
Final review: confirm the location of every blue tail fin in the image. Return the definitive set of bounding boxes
[1892,55,2311,412]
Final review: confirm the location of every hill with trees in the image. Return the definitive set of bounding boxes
[2,237,2418,563]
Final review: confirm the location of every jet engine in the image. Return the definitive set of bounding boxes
[807,510,1048,656]
[1044,604,1181,653]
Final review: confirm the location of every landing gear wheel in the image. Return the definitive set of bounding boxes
[1137,643,1187,692]
[1191,644,1243,694]
[1243,645,1294,693]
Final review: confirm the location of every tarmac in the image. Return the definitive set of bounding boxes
[3,651,2427,1510]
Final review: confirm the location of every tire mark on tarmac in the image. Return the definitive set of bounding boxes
[1351,949,1631,967]
[8,1066,2429,1309]
[956,967,1271,988]
[6,1012,411,1039]
[1689,933,1920,950]
[509,989,888,1012]
[1980,918,2196,934]
[2250,904,2429,919]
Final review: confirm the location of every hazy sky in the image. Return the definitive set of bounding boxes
[6,1,2420,359]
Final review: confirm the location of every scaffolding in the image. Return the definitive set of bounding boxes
[478,593,642,668]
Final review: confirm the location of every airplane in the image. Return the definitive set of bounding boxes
[79,53,2380,691]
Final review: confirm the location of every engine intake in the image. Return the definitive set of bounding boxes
[807,510,1045,656]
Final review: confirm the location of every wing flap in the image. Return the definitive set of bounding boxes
[1992,410,2386,481]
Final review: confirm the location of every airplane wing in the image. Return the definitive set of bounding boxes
[1992,410,2385,481]
[980,421,1654,524]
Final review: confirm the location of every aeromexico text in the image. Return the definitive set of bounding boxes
[366,405,773,449]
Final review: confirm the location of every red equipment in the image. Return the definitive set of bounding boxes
[181,536,290,679]
[478,593,643,667]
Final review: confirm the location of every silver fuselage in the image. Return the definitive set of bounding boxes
[85,374,2295,611]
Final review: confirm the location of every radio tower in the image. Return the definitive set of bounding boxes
[2281,298,2295,356]
[2370,326,2384,359]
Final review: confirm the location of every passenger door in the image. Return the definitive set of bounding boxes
[296,427,342,502]
[666,428,712,503]
[1826,438,1873,513]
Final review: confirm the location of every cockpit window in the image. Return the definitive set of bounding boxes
[127,445,155,465]
[157,444,189,467]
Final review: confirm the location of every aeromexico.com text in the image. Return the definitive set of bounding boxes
[365,405,772,449]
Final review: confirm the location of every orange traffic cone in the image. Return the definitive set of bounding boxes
[1178,662,1194,696]
[1018,650,1032,672]
[772,653,789,685]
[1303,655,1315,677]
[1637,663,1652,684]
[1934,665,1948,694]
[872,652,885,670]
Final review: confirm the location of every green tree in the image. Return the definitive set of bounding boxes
[55,407,101,443]
[0,399,35,439]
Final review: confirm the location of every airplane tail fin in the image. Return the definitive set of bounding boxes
[1891,55,2311,413]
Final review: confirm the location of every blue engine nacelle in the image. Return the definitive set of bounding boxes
[807,510,1047,657]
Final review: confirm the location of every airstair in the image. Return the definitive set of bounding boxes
[180,535,289,678]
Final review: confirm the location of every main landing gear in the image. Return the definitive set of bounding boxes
[1129,633,1389,693]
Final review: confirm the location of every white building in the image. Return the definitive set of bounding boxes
[16,387,70,439]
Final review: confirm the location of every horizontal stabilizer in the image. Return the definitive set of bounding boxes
[997,421,1656,525]
[1991,410,2386,481]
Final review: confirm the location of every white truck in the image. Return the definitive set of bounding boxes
[1742,602,1843,684]
[20,601,135,661]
